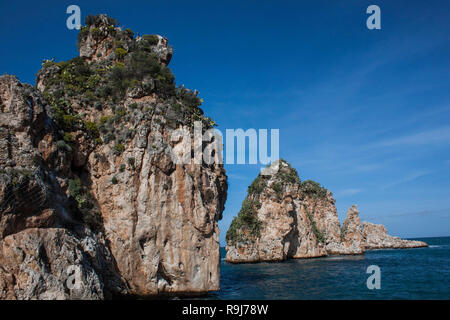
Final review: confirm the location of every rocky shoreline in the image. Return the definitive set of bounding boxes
[225,160,427,263]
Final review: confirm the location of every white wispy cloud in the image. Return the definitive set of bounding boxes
[381,170,433,190]
[373,126,450,148]
[334,188,362,197]
[353,163,384,172]
[364,208,450,219]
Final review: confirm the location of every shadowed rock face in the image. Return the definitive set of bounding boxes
[225,160,427,263]
[0,228,125,300]
[0,75,126,299]
[0,14,227,299]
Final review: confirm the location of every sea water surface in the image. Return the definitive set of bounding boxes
[209,237,450,299]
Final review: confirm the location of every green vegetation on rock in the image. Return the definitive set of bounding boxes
[226,198,262,245]
[247,175,266,195]
[300,180,328,199]
[68,177,102,231]
[142,34,159,46]
[226,159,330,247]
[276,159,301,184]
[304,206,326,244]
[115,47,128,60]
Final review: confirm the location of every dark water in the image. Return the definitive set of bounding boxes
[209,237,450,299]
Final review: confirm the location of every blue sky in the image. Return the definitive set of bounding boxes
[1,0,449,244]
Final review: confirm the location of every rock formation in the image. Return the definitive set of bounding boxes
[0,14,227,299]
[363,222,427,249]
[337,205,365,254]
[225,160,427,263]
[225,160,327,263]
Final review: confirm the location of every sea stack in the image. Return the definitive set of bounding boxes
[363,222,427,249]
[225,160,427,263]
[0,14,227,299]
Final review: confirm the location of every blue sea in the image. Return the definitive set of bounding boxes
[210,237,450,299]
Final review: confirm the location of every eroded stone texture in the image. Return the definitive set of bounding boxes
[0,228,124,300]
[89,134,227,294]
[338,205,365,254]
[226,160,427,263]
[1,14,226,299]
[363,222,428,249]
[0,75,126,299]
[226,160,326,263]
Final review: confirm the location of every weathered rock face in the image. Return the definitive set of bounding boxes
[363,222,428,249]
[301,190,344,255]
[1,14,226,299]
[225,160,427,263]
[338,205,365,254]
[0,76,56,239]
[0,228,124,300]
[226,160,327,263]
[0,75,126,299]
[89,135,226,295]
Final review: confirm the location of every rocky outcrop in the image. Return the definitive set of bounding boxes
[0,228,124,300]
[0,75,126,299]
[225,160,427,263]
[0,14,226,299]
[77,15,172,66]
[363,222,428,249]
[338,205,365,254]
[226,160,328,263]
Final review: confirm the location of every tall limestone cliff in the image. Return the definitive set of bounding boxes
[0,14,227,299]
[225,160,426,263]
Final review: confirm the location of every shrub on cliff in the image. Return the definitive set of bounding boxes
[300,180,328,199]
[85,14,119,27]
[68,177,83,198]
[115,47,128,60]
[61,115,79,131]
[304,206,326,243]
[248,175,266,195]
[176,87,202,108]
[84,121,100,138]
[107,50,176,100]
[42,57,94,97]
[63,132,75,144]
[226,198,261,245]
[125,28,134,38]
[271,182,283,198]
[142,34,159,46]
[114,143,125,155]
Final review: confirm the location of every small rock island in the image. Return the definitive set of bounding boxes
[225,160,427,263]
